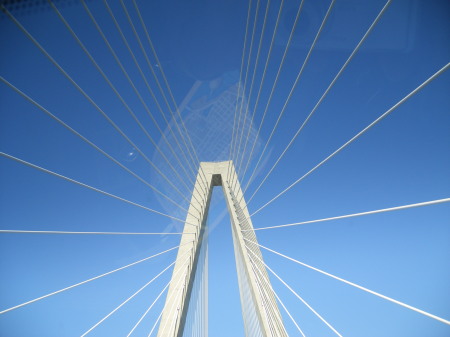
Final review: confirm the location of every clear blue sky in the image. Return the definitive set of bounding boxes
[0,0,449,336]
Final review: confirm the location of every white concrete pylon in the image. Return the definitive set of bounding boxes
[157,161,287,337]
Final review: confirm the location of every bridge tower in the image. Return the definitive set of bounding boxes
[157,161,287,337]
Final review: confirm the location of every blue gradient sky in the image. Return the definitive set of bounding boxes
[1,0,449,336]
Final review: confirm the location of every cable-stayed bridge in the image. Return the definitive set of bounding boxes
[0,0,449,336]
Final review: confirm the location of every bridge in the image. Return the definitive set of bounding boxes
[0,0,449,336]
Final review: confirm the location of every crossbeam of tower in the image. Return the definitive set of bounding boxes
[157,161,287,337]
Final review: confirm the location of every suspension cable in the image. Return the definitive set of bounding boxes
[0,230,195,235]
[118,0,175,121]
[101,0,206,191]
[0,76,200,220]
[81,0,208,206]
[48,0,199,206]
[145,268,188,337]
[247,198,450,231]
[247,239,450,326]
[227,0,254,182]
[129,0,210,191]
[248,254,306,337]
[237,0,288,187]
[0,152,196,226]
[248,252,290,336]
[126,253,193,337]
[230,0,262,189]
[250,62,450,217]
[118,0,203,177]
[240,0,331,197]
[1,5,201,210]
[245,0,390,205]
[0,244,189,315]
[245,243,343,336]
[234,0,273,182]
[80,250,192,337]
